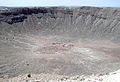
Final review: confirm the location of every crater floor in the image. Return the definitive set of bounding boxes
[0,34,120,78]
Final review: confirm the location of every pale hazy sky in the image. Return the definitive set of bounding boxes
[0,0,120,7]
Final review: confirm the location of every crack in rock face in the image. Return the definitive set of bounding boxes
[0,6,120,79]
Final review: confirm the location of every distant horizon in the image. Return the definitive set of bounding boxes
[0,0,120,7]
[0,6,120,8]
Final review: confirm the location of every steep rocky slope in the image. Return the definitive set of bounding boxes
[0,7,120,41]
[0,6,120,79]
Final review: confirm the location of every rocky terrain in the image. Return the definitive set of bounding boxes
[0,6,120,81]
[1,69,120,82]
